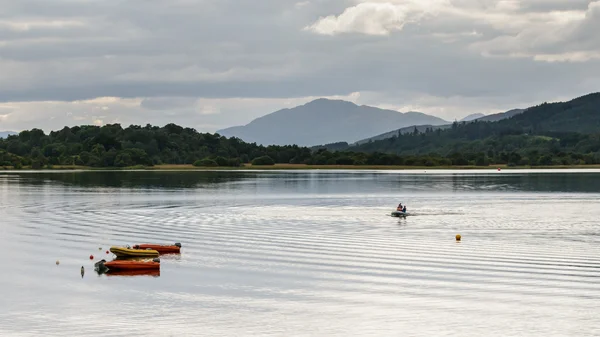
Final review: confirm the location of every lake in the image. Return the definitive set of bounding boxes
[1,169,600,336]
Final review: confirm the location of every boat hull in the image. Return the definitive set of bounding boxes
[391,211,408,217]
[104,260,160,271]
[110,246,159,258]
[133,243,181,254]
[105,269,160,277]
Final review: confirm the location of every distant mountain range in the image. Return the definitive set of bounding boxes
[0,131,17,138]
[216,99,449,146]
[354,108,525,145]
[460,113,485,122]
[476,109,525,122]
[348,92,600,156]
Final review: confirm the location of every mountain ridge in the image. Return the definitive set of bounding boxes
[353,108,525,146]
[217,98,449,146]
[347,92,600,157]
[460,113,486,122]
[0,131,17,139]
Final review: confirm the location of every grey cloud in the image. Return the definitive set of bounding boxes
[0,0,599,132]
[140,97,199,111]
[514,0,592,12]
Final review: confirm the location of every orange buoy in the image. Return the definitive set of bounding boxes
[456,234,461,241]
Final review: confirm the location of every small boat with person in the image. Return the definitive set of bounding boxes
[391,202,409,217]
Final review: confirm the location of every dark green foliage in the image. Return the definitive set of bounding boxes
[193,159,218,167]
[251,156,275,166]
[344,93,600,165]
[0,124,316,168]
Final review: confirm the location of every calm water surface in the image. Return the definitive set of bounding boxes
[1,170,600,336]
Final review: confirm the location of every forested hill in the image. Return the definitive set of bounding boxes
[0,124,311,168]
[347,92,600,164]
[495,93,600,133]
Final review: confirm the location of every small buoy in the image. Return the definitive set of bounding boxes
[98,247,102,250]
[89,255,94,260]
[81,266,85,278]
[56,260,60,265]
[106,250,109,254]
[456,234,461,241]
[497,168,501,171]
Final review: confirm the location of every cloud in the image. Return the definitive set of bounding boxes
[307,0,600,63]
[305,0,448,35]
[467,1,600,62]
[0,0,599,134]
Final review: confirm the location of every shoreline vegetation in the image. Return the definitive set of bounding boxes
[2,94,600,173]
[3,163,600,171]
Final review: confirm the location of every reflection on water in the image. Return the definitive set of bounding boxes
[4,169,600,193]
[1,170,600,336]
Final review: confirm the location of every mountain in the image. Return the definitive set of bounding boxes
[348,92,600,156]
[216,99,449,146]
[0,131,17,139]
[460,113,485,122]
[498,94,600,133]
[476,109,525,122]
[353,108,523,146]
[354,124,452,145]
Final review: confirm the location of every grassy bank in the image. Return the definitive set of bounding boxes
[4,163,600,171]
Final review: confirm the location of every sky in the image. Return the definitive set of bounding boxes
[1,0,599,133]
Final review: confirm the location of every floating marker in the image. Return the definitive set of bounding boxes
[56,260,60,265]
[89,255,94,260]
[456,234,461,241]
[81,266,85,278]
[106,250,109,254]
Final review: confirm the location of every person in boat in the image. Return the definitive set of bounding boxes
[402,205,407,213]
[397,203,403,211]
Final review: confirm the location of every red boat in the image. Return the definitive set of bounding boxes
[94,258,160,273]
[132,243,181,254]
[105,269,160,277]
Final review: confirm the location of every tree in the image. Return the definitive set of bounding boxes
[252,156,275,165]
[193,159,218,167]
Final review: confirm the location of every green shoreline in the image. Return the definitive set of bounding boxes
[3,164,600,171]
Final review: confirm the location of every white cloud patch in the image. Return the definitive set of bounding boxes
[307,0,600,63]
[0,19,85,31]
[306,1,449,36]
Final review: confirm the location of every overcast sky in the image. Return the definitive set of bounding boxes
[1,0,599,133]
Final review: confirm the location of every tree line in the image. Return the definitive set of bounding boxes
[1,122,600,169]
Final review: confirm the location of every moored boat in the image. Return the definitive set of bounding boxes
[132,242,181,254]
[94,258,160,273]
[109,246,159,258]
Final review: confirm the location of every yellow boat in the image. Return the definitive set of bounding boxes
[109,246,159,258]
